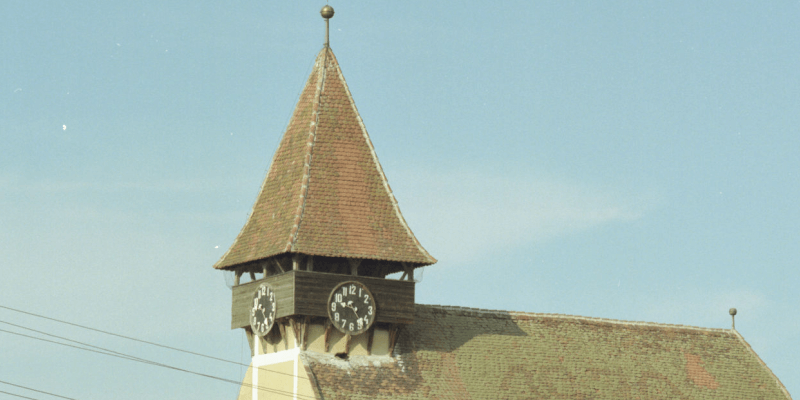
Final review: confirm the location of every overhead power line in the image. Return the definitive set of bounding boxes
[0,304,309,381]
[0,305,235,366]
[0,320,157,365]
[0,389,43,400]
[0,327,316,400]
[0,380,79,400]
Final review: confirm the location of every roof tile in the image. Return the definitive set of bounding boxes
[214,47,435,270]
[304,305,792,400]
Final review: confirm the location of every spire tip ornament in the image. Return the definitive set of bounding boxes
[321,5,335,47]
[321,5,335,19]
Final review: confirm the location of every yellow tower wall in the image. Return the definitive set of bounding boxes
[237,321,395,400]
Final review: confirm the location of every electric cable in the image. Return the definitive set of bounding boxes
[0,327,314,400]
[0,381,79,400]
[0,328,316,400]
[0,305,236,366]
[0,320,152,364]
[0,389,41,400]
[0,305,310,381]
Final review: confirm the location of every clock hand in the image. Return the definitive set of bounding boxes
[344,302,361,318]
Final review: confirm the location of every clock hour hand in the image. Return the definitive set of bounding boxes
[345,301,360,316]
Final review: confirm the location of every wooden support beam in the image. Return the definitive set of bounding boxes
[234,271,241,286]
[245,327,254,357]
[389,324,401,354]
[344,333,351,355]
[367,327,375,355]
[278,323,287,349]
[292,254,302,271]
[347,258,361,276]
[273,258,285,273]
[249,271,256,281]
[262,262,268,278]
[302,317,310,350]
[402,262,414,281]
[306,256,314,271]
[323,320,332,353]
[289,318,301,345]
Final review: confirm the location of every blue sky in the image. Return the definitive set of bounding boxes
[2,1,798,399]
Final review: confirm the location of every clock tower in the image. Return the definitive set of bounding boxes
[214,6,435,399]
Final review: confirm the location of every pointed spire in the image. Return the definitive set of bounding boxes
[214,42,436,272]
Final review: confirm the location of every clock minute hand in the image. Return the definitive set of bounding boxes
[345,301,359,317]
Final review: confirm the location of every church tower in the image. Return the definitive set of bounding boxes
[215,6,435,399]
[212,7,794,400]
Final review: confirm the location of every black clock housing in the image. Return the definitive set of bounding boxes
[250,282,276,337]
[327,281,376,336]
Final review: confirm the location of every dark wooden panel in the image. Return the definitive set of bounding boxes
[231,273,295,329]
[231,280,258,329]
[293,271,415,324]
[231,271,415,329]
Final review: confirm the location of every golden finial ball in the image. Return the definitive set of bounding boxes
[321,5,334,19]
[729,308,737,316]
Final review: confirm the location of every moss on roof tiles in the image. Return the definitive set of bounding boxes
[304,305,791,400]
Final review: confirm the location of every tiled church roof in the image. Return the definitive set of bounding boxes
[214,47,436,270]
[303,304,792,400]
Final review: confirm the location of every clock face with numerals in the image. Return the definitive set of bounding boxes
[250,283,276,337]
[327,281,376,336]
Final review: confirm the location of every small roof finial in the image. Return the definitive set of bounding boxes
[321,5,334,19]
[729,308,737,329]
[321,5,335,47]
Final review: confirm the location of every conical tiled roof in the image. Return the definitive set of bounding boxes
[214,47,436,270]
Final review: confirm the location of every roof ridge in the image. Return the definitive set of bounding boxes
[418,303,733,333]
[212,51,326,269]
[328,50,436,265]
[287,47,328,252]
[731,329,793,399]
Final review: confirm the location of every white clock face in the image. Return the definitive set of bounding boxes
[327,281,376,336]
[250,283,276,337]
